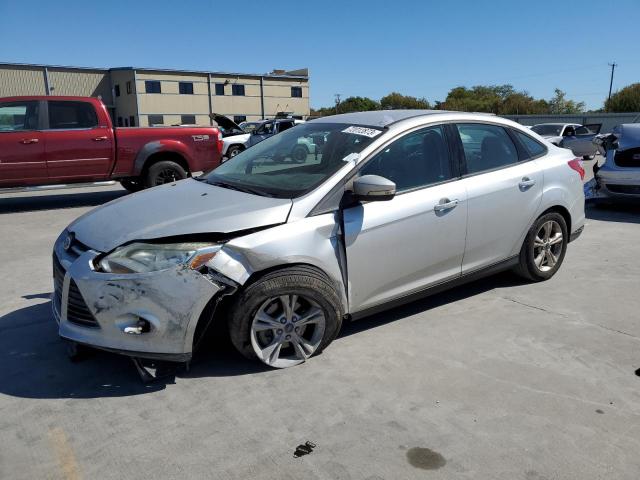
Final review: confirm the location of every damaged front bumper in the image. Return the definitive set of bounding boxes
[52,232,231,362]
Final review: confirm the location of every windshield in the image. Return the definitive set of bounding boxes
[202,122,383,198]
[531,124,563,136]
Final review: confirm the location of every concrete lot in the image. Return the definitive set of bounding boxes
[1,165,639,480]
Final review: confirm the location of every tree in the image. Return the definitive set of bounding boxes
[337,96,379,113]
[548,89,585,114]
[605,83,640,112]
[380,92,430,110]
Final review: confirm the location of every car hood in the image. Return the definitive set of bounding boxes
[68,178,292,252]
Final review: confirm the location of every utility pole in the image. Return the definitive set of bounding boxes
[606,62,617,111]
[334,93,342,114]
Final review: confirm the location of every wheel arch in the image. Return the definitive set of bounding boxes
[538,205,571,234]
[133,140,192,176]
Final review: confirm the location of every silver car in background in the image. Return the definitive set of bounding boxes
[592,123,640,199]
[52,110,585,369]
[531,122,601,159]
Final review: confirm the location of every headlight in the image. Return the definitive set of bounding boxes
[98,242,221,274]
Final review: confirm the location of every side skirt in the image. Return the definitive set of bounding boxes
[349,256,519,321]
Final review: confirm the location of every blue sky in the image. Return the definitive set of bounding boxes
[1,0,639,110]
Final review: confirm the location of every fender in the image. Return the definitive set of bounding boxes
[133,139,192,176]
[207,213,350,313]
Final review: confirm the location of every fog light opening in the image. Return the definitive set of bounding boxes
[123,317,151,335]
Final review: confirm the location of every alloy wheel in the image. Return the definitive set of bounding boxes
[533,220,563,272]
[156,168,179,184]
[250,294,326,368]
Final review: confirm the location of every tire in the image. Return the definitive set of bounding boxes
[144,160,187,188]
[291,145,308,163]
[583,155,595,160]
[514,212,568,282]
[228,266,343,368]
[226,145,243,159]
[120,178,144,193]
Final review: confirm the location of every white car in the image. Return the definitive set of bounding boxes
[530,123,602,159]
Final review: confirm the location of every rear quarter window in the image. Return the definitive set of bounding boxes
[514,130,547,158]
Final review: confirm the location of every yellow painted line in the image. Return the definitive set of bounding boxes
[48,427,82,480]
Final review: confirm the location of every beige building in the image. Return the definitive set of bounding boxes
[0,62,310,127]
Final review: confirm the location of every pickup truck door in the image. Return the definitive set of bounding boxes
[560,124,602,158]
[43,100,114,181]
[0,100,47,186]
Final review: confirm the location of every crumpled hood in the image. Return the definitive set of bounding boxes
[68,178,292,252]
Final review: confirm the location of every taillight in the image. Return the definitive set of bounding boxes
[215,129,223,154]
[568,158,585,180]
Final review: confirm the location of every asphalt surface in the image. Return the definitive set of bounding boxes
[1,166,639,480]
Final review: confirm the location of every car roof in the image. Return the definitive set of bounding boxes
[311,109,492,127]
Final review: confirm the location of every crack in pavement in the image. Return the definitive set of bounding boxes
[501,296,569,317]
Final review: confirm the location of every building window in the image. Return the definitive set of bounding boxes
[117,117,123,127]
[181,114,196,125]
[129,116,135,127]
[179,82,194,95]
[145,81,161,94]
[114,84,121,97]
[126,81,132,94]
[232,84,245,96]
[233,115,247,124]
[124,118,129,127]
[148,115,164,126]
[291,86,302,98]
[215,83,225,96]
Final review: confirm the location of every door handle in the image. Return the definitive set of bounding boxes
[20,138,39,144]
[519,177,536,189]
[93,136,108,141]
[434,198,459,212]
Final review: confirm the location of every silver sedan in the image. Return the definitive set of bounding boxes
[53,110,585,368]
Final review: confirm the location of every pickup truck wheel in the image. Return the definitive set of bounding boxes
[120,179,144,193]
[145,160,187,187]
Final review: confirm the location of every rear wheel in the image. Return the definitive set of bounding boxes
[228,266,343,368]
[144,160,187,188]
[120,178,144,193]
[514,212,568,281]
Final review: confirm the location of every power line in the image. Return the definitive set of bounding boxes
[606,62,617,111]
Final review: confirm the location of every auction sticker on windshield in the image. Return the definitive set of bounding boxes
[342,126,382,138]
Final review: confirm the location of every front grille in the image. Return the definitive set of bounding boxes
[66,280,100,328]
[52,255,65,316]
[606,184,640,195]
[614,148,640,168]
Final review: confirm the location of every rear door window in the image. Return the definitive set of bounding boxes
[0,101,39,131]
[456,123,519,174]
[47,101,98,129]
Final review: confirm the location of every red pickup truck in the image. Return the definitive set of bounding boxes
[0,96,223,192]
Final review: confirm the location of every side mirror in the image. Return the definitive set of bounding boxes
[352,175,396,202]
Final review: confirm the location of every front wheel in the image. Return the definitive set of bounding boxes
[226,145,244,159]
[514,212,568,281]
[144,160,187,188]
[228,266,343,368]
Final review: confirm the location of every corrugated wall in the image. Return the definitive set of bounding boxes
[505,113,640,134]
[48,69,112,105]
[0,65,46,96]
